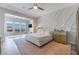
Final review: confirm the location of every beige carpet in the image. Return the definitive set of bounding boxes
[14,39,71,55]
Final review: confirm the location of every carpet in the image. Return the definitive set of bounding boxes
[14,39,71,55]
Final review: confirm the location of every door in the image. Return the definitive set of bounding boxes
[76,8,79,54]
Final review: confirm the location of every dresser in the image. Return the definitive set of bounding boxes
[53,31,68,44]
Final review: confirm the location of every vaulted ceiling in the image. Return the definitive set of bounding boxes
[0,3,77,18]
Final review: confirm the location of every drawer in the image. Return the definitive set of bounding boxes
[53,32,67,44]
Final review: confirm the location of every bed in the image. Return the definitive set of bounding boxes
[26,32,53,47]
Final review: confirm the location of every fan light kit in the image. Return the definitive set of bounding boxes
[28,3,44,11]
[33,6,38,9]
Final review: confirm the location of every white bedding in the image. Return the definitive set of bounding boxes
[27,33,50,37]
[26,32,53,46]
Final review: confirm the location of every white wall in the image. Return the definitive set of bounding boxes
[0,7,34,42]
[39,5,78,44]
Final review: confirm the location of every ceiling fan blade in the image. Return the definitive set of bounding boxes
[28,7,33,10]
[38,7,44,11]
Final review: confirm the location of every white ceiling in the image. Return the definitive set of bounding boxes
[0,3,77,18]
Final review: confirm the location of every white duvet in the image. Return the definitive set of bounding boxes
[27,33,50,38]
[26,32,53,46]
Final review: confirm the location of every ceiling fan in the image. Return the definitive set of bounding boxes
[28,3,44,11]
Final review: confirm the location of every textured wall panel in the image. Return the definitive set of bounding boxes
[39,6,77,44]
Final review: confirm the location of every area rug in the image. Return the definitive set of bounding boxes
[14,39,71,55]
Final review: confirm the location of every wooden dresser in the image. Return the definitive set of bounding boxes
[53,31,68,44]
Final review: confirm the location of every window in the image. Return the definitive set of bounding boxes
[20,23,26,32]
[6,21,26,33]
[6,21,14,32]
[14,22,20,32]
